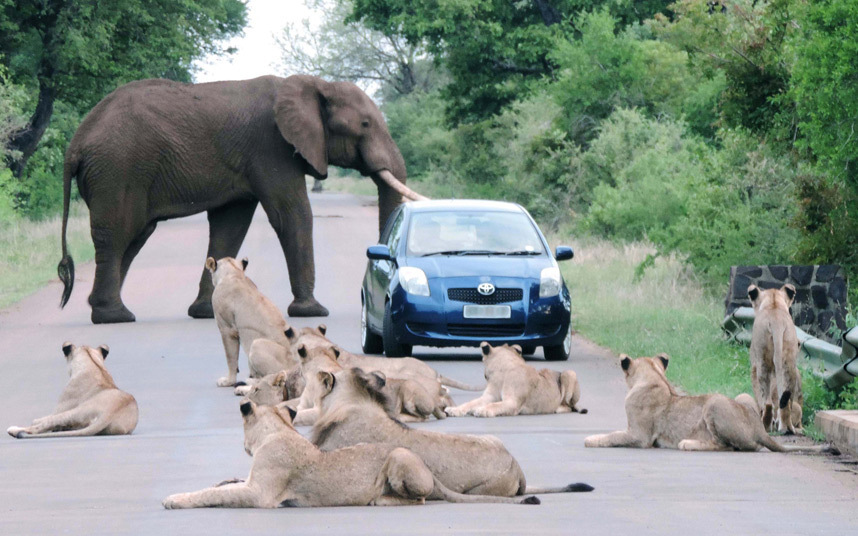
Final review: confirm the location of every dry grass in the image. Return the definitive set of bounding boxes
[554,234,752,397]
[0,201,93,308]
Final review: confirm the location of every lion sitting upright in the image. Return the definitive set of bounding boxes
[206,256,291,387]
[584,353,825,453]
[747,284,804,434]
[445,342,586,418]
[7,342,138,439]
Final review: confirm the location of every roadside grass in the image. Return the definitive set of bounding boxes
[557,235,752,398]
[0,201,93,308]
[557,234,857,424]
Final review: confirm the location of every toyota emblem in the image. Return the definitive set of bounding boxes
[478,283,495,296]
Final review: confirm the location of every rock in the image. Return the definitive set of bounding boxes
[816,265,841,283]
[790,265,814,286]
[812,285,829,309]
[770,265,788,281]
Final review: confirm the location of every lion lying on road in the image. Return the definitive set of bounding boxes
[445,342,586,418]
[162,399,538,508]
[207,257,291,387]
[748,284,804,434]
[312,367,594,497]
[241,370,305,407]
[7,343,138,439]
[584,354,826,452]
[233,338,301,397]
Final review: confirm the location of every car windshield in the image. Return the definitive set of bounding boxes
[406,210,545,256]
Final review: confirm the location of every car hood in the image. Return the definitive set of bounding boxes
[402,255,553,279]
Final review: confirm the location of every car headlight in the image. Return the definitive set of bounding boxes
[399,267,430,297]
[539,266,562,298]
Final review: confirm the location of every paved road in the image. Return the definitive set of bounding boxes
[1,192,857,535]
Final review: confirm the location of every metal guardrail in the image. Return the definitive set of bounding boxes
[722,307,858,390]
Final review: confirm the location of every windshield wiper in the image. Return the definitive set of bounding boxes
[502,250,542,256]
[421,250,499,257]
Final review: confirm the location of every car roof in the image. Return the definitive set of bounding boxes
[405,199,525,213]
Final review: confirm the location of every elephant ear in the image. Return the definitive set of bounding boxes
[274,75,328,179]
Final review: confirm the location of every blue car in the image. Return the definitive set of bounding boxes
[360,200,574,360]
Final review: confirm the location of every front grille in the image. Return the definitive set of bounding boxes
[447,288,523,305]
[447,323,525,337]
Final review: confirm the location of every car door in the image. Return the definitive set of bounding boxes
[368,208,405,328]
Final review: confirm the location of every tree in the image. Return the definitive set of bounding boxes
[0,0,247,176]
[277,0,433,97]
[347,0,674,123]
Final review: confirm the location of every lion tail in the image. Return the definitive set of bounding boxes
[524,483,595,494]
[432,477,540,505]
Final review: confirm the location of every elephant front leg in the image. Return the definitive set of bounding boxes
[189,200,259,319]
[260,194,328,317]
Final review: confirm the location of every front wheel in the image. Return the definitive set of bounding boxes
[544,326,572,361]
[383,301,412,358]
[361,298,384,354]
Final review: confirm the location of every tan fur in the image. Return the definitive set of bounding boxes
[7,343,138,439]
[584,354,825,453]
[291,326,449,422]
[312,368,593,497]
[162,400,538,508]
[207,257,291,387]
[748,284,804,434]
[240,370,305,407]
[446,342,586,418]
[233,338,302,398]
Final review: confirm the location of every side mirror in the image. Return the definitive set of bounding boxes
[367,245,393,261]
[555,246,574,261]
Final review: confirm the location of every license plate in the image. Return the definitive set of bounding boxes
[463,305,511,319]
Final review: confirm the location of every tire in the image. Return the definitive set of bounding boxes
[544,326,572,361]
[383,301,412,358]
[361,297,384,354]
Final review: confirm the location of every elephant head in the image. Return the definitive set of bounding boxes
[274,75,426,233]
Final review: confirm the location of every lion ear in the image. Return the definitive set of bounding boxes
[62,342,74,357]
[620,354,632,372]
[318,371,335,394]
[285,327,296,341]
[297,344,308,359]
[240,400,254,417]
[273,371,288,387]
[511,344,523,356]
[206,257,217,272]
[371,371,386,388]
[782,284,796,305]
[241,258,249,271]
[331,346,341,359]
[98,344,110,360]
[747,284,760,303]
[318,324,327,336]
[284,405,298,422]
[656,353,669,370]
[480,342,492,356]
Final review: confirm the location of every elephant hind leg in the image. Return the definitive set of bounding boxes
[88,223,138,324]
[119,222,157,289]
[189,199,258,319]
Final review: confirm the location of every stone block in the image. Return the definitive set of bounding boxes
[811,285,829,309]
[770,265,788,281]
[790,265,814,286]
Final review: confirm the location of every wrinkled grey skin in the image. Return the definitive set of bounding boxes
[58,74,416,324]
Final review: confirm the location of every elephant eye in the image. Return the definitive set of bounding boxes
[361,120,370,128]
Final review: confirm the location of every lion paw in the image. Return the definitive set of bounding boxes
[7,426,25,438]
[583,435,599,448]
[162,495,183,509]
[444,407,467,417]
[217,376,236,387]
[234,385,251,396]
[472,407,491,418]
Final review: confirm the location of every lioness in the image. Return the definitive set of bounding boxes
[583,354,826,452]
[233,338,301,397]
[242,370,305,407]
[748,284,803,434]
[207,257,291,387]
[7,343,138,438]
[288,324,483,391]
[162,399,539,508]
[446,342,586,418]
[312,367,594,497]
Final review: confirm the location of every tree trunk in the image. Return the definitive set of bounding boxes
[6,77,56,178]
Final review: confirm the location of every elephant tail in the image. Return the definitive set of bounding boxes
[58,154,78,308]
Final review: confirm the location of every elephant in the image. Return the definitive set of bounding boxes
[57,74,425,324]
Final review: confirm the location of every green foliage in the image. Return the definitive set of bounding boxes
[0,0,248,109]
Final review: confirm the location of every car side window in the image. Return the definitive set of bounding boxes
[379,208,403,245]
[386,211,405,253]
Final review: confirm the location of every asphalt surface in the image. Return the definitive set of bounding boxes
[1,192,857,535]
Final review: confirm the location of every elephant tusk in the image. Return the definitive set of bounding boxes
[377,169,429,202]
